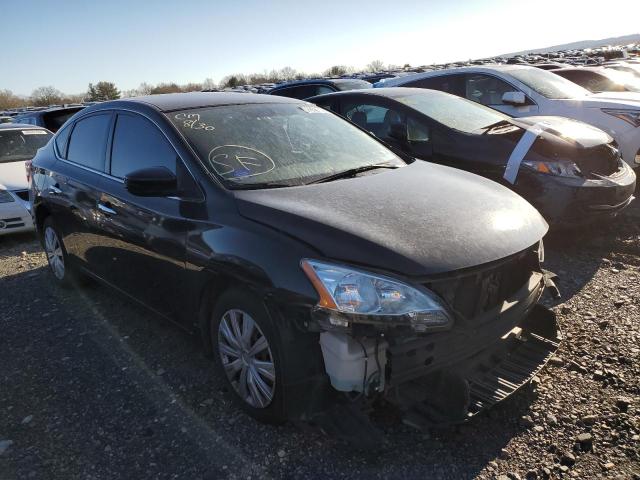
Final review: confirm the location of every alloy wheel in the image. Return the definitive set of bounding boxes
[217,309,276,408]
[44,226,65,280]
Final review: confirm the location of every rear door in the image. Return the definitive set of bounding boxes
[49,112,112,269]
[94,111,193,320]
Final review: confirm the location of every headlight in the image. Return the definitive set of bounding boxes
[301,259,453,331]
[0,189,15,204]
[522,159,583,178]
[602,109,640,128]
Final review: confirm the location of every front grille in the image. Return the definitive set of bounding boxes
[581,144,621,178]
[424,248,537,322]
[13,190,29,201]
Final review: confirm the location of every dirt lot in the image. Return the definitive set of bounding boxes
[1,204,639,479]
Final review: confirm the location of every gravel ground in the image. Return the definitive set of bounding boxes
[1,203,639,479]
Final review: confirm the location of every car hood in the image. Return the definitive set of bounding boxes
[512,116,613,148]
[588,91,640,103]
[234,162,547,277]
[557,93,640,110]
[0,161,28,190]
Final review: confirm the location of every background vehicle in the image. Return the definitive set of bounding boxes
[31,92,558,428]
[310,88,636,225]
[0,124,52,235]
[12,105,85,132]
[268,78,371,99]
[377,65,640,168]
[552,67,640,93]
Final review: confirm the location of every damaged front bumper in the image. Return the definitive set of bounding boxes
[315,269,561,428]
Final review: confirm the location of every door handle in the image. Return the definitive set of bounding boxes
[97,202,117,215]
[48,184,62,195]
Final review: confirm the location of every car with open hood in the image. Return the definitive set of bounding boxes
[0,123,52,235]
[309,88,636,225]
[376,65,640,169]
[30,93,559,433]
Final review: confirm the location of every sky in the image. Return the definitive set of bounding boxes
[2,0,639,96]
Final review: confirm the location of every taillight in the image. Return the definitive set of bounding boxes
[25,160,32,184]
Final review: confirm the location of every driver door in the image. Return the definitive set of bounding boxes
[462,74,539,117]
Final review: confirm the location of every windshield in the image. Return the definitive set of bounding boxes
[168,103,402,188]
[603,69,640,92]
[506,67,591,99]
[0,128,52,163]
[395,92,511,133]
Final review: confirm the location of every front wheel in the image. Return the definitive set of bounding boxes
[210,289,286,423]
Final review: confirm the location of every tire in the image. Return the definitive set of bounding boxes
[210,289,287,424]
[42,217,77,287]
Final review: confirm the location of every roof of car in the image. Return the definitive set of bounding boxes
[269,78,371,91]
[13,105,84,117]
[377,65,533,87]
[95,92,304,112]
[310,87,448,101]
[0,123,51,131]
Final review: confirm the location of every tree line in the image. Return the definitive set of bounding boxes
[0,60,399,110]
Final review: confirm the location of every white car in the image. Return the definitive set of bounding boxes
[377,65,640,168]
[0,124,52,235]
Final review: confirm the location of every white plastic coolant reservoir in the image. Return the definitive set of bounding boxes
[319,332,387,393]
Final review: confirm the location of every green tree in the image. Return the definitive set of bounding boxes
[86,81,121,101]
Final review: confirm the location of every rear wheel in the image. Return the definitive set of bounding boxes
[210,289,286,423]
[42,217,78,287]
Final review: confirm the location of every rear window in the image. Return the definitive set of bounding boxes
[0,128,52,163]
[67,114,111,171]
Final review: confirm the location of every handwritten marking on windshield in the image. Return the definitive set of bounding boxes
[174,113,215,131]
[209,145,275,179]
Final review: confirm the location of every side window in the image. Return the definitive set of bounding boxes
[67,113,111,171]
[464,74,518,106]
[314,85,334,96]
[110,114,176,178]
[343,101,405,142]
[407,116,430,143]
[312,98,338,113]
[270,86,300,99]
[54,123,72,158]
[405,75,465,96]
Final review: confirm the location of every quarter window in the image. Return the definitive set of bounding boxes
[66,114,112,171]
[110,114,176,178]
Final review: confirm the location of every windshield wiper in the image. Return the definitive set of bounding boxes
[308,164,399,184]
[482,119,514,133]
[231,181,298,190]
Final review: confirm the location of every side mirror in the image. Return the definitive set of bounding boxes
[502,91,526,106]
[389,123,408,142]
[125,167,177,197]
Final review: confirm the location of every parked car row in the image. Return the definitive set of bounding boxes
[1,42,636,437]
[375,65,640,170]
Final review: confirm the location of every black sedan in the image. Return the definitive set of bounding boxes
[12,105,85,132]
[268,78,371,100]
[309,88,636,225]
[31,93,558,432]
